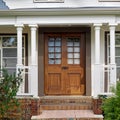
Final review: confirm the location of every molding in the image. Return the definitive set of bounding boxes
[93,23,102,27]
[15,24,24,28]
[99,0,120,1]
[33,0,64,3]
[29,24,38,28]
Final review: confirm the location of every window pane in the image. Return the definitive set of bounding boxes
[117,68,120,81]
[116,57,120,66]
[116,47,120,56]
[3,58,17,67]
[3,48,17,57]
[6,68,16,75]
[2,37,17,47]
[116,35,120,45]
[0,49,1,67]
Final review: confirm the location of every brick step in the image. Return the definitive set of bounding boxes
[40,104,92,111]
[40,96,92,104]
[40,96,92,111]
[31,110,103,120]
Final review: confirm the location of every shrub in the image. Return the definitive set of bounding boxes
[102,82,120,120]
[0,69,23,120]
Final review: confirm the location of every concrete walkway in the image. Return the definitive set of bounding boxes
[31,110,103,120]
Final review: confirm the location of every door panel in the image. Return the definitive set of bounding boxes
[45,33,85,95]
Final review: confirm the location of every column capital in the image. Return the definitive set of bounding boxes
[93,23,102,27]
[109,23,118,27]
[29,24,38,28]
[15,24,24,28]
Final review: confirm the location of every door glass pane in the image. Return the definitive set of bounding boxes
[74,47,80,52]
[74,40,80,46]
[68,53,73,58]
[49,54,54,58]
[67,47,73,52]
[74,53,80,58]
[48,47,54,52]
[49,59,54,64]
[68,59,73,64]
[48,38,55,46]
[48,37,62,64]
[55,59,61,64]
[74,59,80,64]
[67,39,73,46]
[67,37,80,64]
[55,47,61,52]
[55,54,61,58]
[55,38,61,46]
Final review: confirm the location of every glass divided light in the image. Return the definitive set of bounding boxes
[67,38,80,64]
[48,37,61,64]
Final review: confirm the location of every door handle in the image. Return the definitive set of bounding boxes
[62,66,69,70]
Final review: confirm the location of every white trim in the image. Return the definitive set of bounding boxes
[33,0,64,3]
[99,0,120,1]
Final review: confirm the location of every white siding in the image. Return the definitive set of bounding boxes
[3,0,120,9]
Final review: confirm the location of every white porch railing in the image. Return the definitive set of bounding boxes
[16,66,32,96]
[103,64,116,93]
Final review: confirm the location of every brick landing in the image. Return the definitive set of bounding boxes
[31,110,103,120]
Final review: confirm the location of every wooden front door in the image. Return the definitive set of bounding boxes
[45,33,85,95]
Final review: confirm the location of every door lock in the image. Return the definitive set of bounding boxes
[62,66,68,70]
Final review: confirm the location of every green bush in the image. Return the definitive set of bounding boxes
[0,69,23,120]
[102,82,120,120]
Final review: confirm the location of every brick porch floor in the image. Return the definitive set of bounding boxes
[31,110,103,120]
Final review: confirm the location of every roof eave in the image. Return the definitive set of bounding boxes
[0,7,120,16]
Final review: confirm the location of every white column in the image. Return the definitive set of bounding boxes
[109,24,116,64]
[93,24,102,97]
[29,24,38,97]
[109,24,117,90]
[15,24,24,94]
[15,24,24,66]
[94,24,102,64]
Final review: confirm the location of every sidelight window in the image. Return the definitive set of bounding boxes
[107,33,120,81]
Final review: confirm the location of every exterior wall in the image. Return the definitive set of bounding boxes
[3,0,120,9]
[0,97,40,119]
